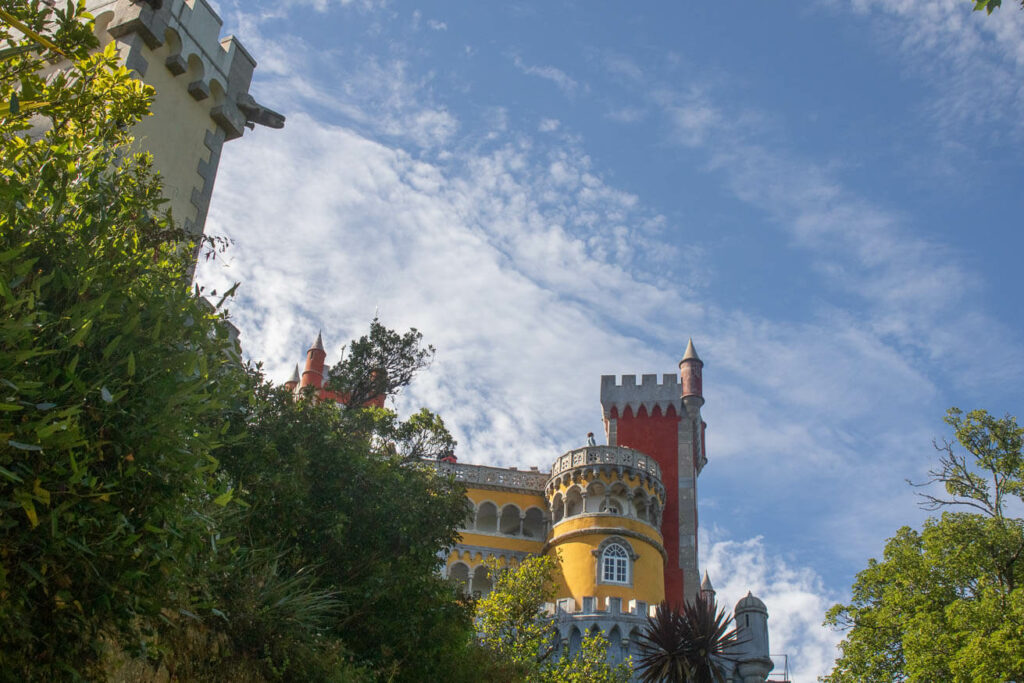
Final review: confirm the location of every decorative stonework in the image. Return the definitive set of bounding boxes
[546,446,665,501]
[433,461,548,492]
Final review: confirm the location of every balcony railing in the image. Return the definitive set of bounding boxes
[433,461,548,491]
[549,445,662,482]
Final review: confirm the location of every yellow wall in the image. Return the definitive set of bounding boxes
[456,532,544,555]
[465,486,547,511]
[447,479,665,609]
[547,515,665,606]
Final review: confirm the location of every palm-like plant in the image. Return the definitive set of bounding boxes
[637,595,743,683]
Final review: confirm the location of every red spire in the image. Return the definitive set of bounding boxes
[300,331,326,390]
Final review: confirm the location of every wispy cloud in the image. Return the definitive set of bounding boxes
[512,55,582,96]
[839,0,1024,142]
[605,106,646,124]
[538,117,560,132]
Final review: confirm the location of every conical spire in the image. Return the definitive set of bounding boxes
[701,570,714,593]
[682,337,701,362]
[311,331,324,351]
[288,364,300,383]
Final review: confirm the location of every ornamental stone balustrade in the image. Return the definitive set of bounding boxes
[545,446,664,499]
[433,461,548,492]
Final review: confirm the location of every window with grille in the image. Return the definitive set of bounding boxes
[602,543,629,584]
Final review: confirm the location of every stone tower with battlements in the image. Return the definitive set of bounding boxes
[600,339,707,604]
[85,0,283,237]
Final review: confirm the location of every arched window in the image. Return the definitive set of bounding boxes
[565,487,583,517]
[476,502,498,532]
[523,507,545,538]
[593,536,639,586]
[448,562,470,594]
[499,504,521,535]
[602,543,629,584]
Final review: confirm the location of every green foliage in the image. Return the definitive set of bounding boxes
[636,597,741,683]
[0,1,245,678]
[325,317,435,412]
[972,0,1024,14]
[476,555,561,673]
[824,409,1024,683]
[476,555,632,683]
[541,632,632,683]
[216,333,474,681]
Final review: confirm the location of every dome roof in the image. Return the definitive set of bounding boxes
[735,591,767,614]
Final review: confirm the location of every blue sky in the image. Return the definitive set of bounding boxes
[196,1,1024,679]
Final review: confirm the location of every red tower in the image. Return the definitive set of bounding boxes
[290,331,385,409]
[300,332,326,391]
[600,339,707,604]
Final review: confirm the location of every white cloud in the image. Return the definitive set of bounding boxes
[606,106,646,123]
[538,118,560,132]
[199,112,688,465]
[512,55,582,96]
[427,18,447,31]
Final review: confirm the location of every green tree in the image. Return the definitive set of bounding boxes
[215,326,475,682]
[823,409,1024,683]
[475,555,633,683]
[0,1,244,678]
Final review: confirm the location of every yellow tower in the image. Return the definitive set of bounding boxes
[544,445,666,608]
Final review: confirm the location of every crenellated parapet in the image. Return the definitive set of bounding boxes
[544,597,654,676]
[600,373,689,421]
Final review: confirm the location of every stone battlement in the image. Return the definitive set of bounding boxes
[600,373,684,419]
[91,0,258,139]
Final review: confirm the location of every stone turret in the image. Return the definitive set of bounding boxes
[732,592,774,683]
[700,570,715,602]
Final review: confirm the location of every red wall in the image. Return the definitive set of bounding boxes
[612,404,687,604]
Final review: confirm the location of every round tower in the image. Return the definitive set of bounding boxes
[733,592,774,683]
[300,331,326,391]
[544,445,667,608]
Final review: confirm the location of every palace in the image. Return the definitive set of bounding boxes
[289,334,783,682]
